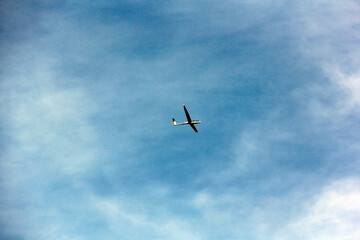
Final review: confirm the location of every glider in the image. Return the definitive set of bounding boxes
[172,105,201,133]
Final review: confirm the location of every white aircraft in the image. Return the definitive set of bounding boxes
[172,105,201,133]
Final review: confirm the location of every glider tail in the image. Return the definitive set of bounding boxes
[172,118,177,126]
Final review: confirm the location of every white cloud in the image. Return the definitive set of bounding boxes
[286,0,360,131]
[293,65,360,127]
[189,178,360,240]
[294,0,360,63]
[206,114,294,185]
[3,59,99,175]
[277,177,360,240]
[0,42,102,239]
[324,67,360,115]
[90,194,203,240]
[234,120,292,172]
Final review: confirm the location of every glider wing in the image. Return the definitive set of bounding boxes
[190,123,198,133]
[183,105,192,123]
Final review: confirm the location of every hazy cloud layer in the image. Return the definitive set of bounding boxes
[1,1,360,239]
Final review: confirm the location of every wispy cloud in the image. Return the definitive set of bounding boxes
[1,1,360,239]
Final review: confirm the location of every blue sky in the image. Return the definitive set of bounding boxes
[1,1,360,239]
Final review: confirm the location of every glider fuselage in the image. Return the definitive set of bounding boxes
[172,105,201,133]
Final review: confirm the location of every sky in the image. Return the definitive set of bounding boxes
[1,0,360,239]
